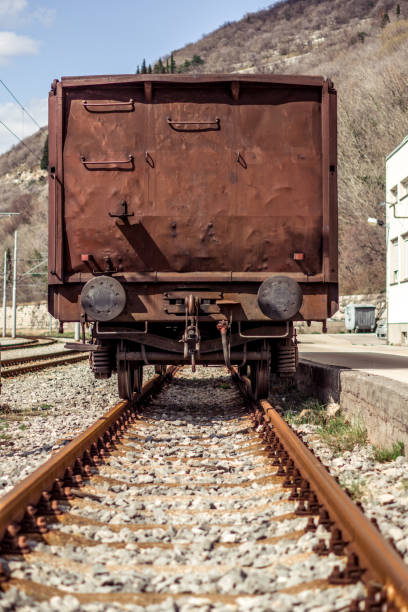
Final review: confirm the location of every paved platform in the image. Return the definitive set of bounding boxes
[298,333,408,385]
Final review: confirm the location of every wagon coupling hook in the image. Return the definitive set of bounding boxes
[185,294,196,316]
[217,321,231,369]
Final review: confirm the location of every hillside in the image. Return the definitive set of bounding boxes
[0,129,48,303]
[2,0,408,300]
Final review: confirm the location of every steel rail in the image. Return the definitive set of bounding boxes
[0,367,176,542]
[0,340,38,350]
[231,368,408,611]
[1,350,84,367]
[0,339,56,351]
[1,353,88,378]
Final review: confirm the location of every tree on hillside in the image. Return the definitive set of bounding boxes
[141,59,147,74]
[397,4,401,18]
[381,11,390,27]
[177,55,205,73]
[191,55,205,67]
[40,136,48,171]
[153,58,165,73]
[170,52,176,73]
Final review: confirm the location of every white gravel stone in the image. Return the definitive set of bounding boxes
[0,362,154,495]
[284,395,408,565]
[0,367,369,610]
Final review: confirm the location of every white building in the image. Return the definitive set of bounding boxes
[386,135,408,344]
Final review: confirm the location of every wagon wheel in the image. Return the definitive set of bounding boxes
[250,361,270,400]
[249,362,259,396]
[238,364,248,377]
[134,364,143,393]
[117,360,135,400]
[154,365,167,376]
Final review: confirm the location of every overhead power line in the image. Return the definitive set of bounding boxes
[0,79,43,130]
[0,117,39,160]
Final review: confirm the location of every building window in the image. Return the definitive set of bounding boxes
[403,234,408,280]
[390,185,398,204]
[391,238,399,283]
[401,178,408,200]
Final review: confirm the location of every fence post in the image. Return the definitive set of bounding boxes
[2,251,7,337]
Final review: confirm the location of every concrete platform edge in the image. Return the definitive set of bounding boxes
[296,359,408,454]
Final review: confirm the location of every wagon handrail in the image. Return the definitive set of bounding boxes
[167,116,220,128]
[80,154,134,165]
[82,99,134,110]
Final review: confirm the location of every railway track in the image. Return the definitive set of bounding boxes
[1,338,57,351]
[0,351,88,378]
[0,367,408,611]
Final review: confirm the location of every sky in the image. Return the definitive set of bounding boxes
[0,0,271,154]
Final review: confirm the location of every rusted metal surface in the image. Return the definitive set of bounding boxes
[49,281,334,323]
[48,74,337,323]
[232,369,408,610]
[0,368,175,542]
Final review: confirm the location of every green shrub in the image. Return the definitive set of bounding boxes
[373,441,404,462]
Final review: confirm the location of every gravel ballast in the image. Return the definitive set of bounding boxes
[0,367,367,611]
[0,362,153,495]
[0,365,408,610]
[291,420,408,564]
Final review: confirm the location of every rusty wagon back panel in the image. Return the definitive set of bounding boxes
[48,74,337,297]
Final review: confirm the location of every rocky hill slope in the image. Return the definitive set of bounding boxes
[0,129,48,303]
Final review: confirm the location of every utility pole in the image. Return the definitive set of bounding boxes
[74,322,80,341]
[0,210,20,338]
[11,230,17,338]
[2,251,7,337]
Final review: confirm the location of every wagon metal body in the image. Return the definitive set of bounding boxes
[48,74,338,398]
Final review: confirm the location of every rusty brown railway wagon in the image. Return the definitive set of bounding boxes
[48,74,338,399]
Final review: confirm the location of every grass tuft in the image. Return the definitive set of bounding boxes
[373,442,404,463]
[282,394,367,454]
[318,416,367,454]
[285,398,327,426]
[39,403,52,411]
[342,478,366,501]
